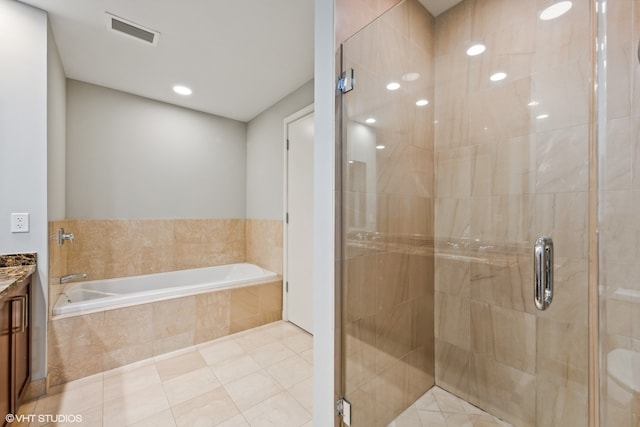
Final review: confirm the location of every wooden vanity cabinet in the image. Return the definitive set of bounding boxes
[1,276,31,425]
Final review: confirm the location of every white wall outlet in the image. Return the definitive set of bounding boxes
[11,213,29,233]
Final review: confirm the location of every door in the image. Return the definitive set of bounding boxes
[286,108,314,333]
[339,0,591,426]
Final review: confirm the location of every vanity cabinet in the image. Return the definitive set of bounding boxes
[1,276,31,425]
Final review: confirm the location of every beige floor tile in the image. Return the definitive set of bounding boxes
[103,363,162,402]
[233,328,279,352]
[386,407,423,427]
[129,409,176,427]
[416,410,447,427]
[216,414,250,427]
[282,332,313,354]
[103,382,170,426]
[103,357,155,378]
[241,391,311,427]
[389,387,513,427]
[211,354,262,384]
[40,404,102,427]
[266,355,312,389]
[46,372,104,396]
[413,390,440,412]
[263,321,307,340]
[171,386,239,427]
[224,371,283,411]
[162,366,221,406]
[248,341,296,368]
[300,348,313,365]
[199,338,247,366]
[287,378,313,414]
[432,387,468,414]
[34,379,103,420]
[156,350,207,382]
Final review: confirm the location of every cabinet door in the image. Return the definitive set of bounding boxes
[0,297,11,424]
[12,281,29,408]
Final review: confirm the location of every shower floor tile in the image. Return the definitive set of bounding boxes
[387,386,513,427]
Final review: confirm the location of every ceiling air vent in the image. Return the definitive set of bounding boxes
[105,13,160,46]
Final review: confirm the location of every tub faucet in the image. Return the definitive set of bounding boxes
[60,273,88,284]
[57,228,75,246]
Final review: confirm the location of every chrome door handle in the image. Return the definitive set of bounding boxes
[534,236,553,310]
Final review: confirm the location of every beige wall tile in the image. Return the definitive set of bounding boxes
[195,290,231,344]
[435,339,469,400]
[245,219,283,274]
[468,353,536,426]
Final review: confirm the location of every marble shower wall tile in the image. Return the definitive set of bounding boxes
[433,0,590,426]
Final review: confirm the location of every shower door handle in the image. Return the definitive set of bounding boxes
[534,236,553,310]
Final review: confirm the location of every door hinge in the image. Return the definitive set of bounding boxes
[285,281,289,292]
[337,397,351,425]
[286,139,290,150]
[337,69,354,94]
[286,213,289,224]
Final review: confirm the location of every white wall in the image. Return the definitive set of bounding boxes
[246,80,314,219]
[47,24,66,221]
[313,0,336,425]
[0,0,49,381]
[66,80,247,219]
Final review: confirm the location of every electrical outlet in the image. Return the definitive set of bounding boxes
[11,213,29,233]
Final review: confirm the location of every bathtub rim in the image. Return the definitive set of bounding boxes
[51,274,282,321]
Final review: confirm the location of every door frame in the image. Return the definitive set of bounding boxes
[282,103,314,323]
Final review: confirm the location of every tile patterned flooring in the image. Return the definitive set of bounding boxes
[388,387,513,427]
[17,320,510,427]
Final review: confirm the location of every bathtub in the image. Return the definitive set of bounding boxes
[53,263,278,317]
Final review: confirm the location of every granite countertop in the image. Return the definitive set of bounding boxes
[0,253,36,298]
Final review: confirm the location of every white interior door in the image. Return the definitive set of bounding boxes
[286,109,314,333]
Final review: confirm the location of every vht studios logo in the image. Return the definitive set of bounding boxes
[5,413,84,423]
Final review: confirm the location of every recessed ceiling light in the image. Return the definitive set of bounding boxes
[173,85,192,96]
[528,101,540,106]
[402,72,420,81]
[466,44,486,56]
[416,99,429,107]
[536,113,550,119]
[490,72,507,82]
[539,1,573,20]
[386,82,401,91]
[365,118,376,124]
[348,160,354,164]
[376,145,386,150]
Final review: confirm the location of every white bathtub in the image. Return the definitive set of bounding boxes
[53,263,277,317]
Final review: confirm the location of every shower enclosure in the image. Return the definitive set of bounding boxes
[336,0,638,426]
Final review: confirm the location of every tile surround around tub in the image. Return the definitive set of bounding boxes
[47,280,282,387]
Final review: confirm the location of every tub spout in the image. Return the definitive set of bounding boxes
[60,273,88,284]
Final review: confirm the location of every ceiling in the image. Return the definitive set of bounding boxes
[18,0,462,122]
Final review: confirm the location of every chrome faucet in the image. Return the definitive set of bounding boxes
[57,228,75,246]
[60,273,87,284]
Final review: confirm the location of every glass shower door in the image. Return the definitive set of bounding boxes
[339,1,436,426]
[339,0,592,426]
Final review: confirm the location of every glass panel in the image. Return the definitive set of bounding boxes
[340,1,436,426]
[599,0,640,425]
[433,2,590,426]
[340,0,592,426]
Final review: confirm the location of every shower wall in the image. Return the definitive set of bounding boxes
[433,0,590,426]
[599,1,640,425]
